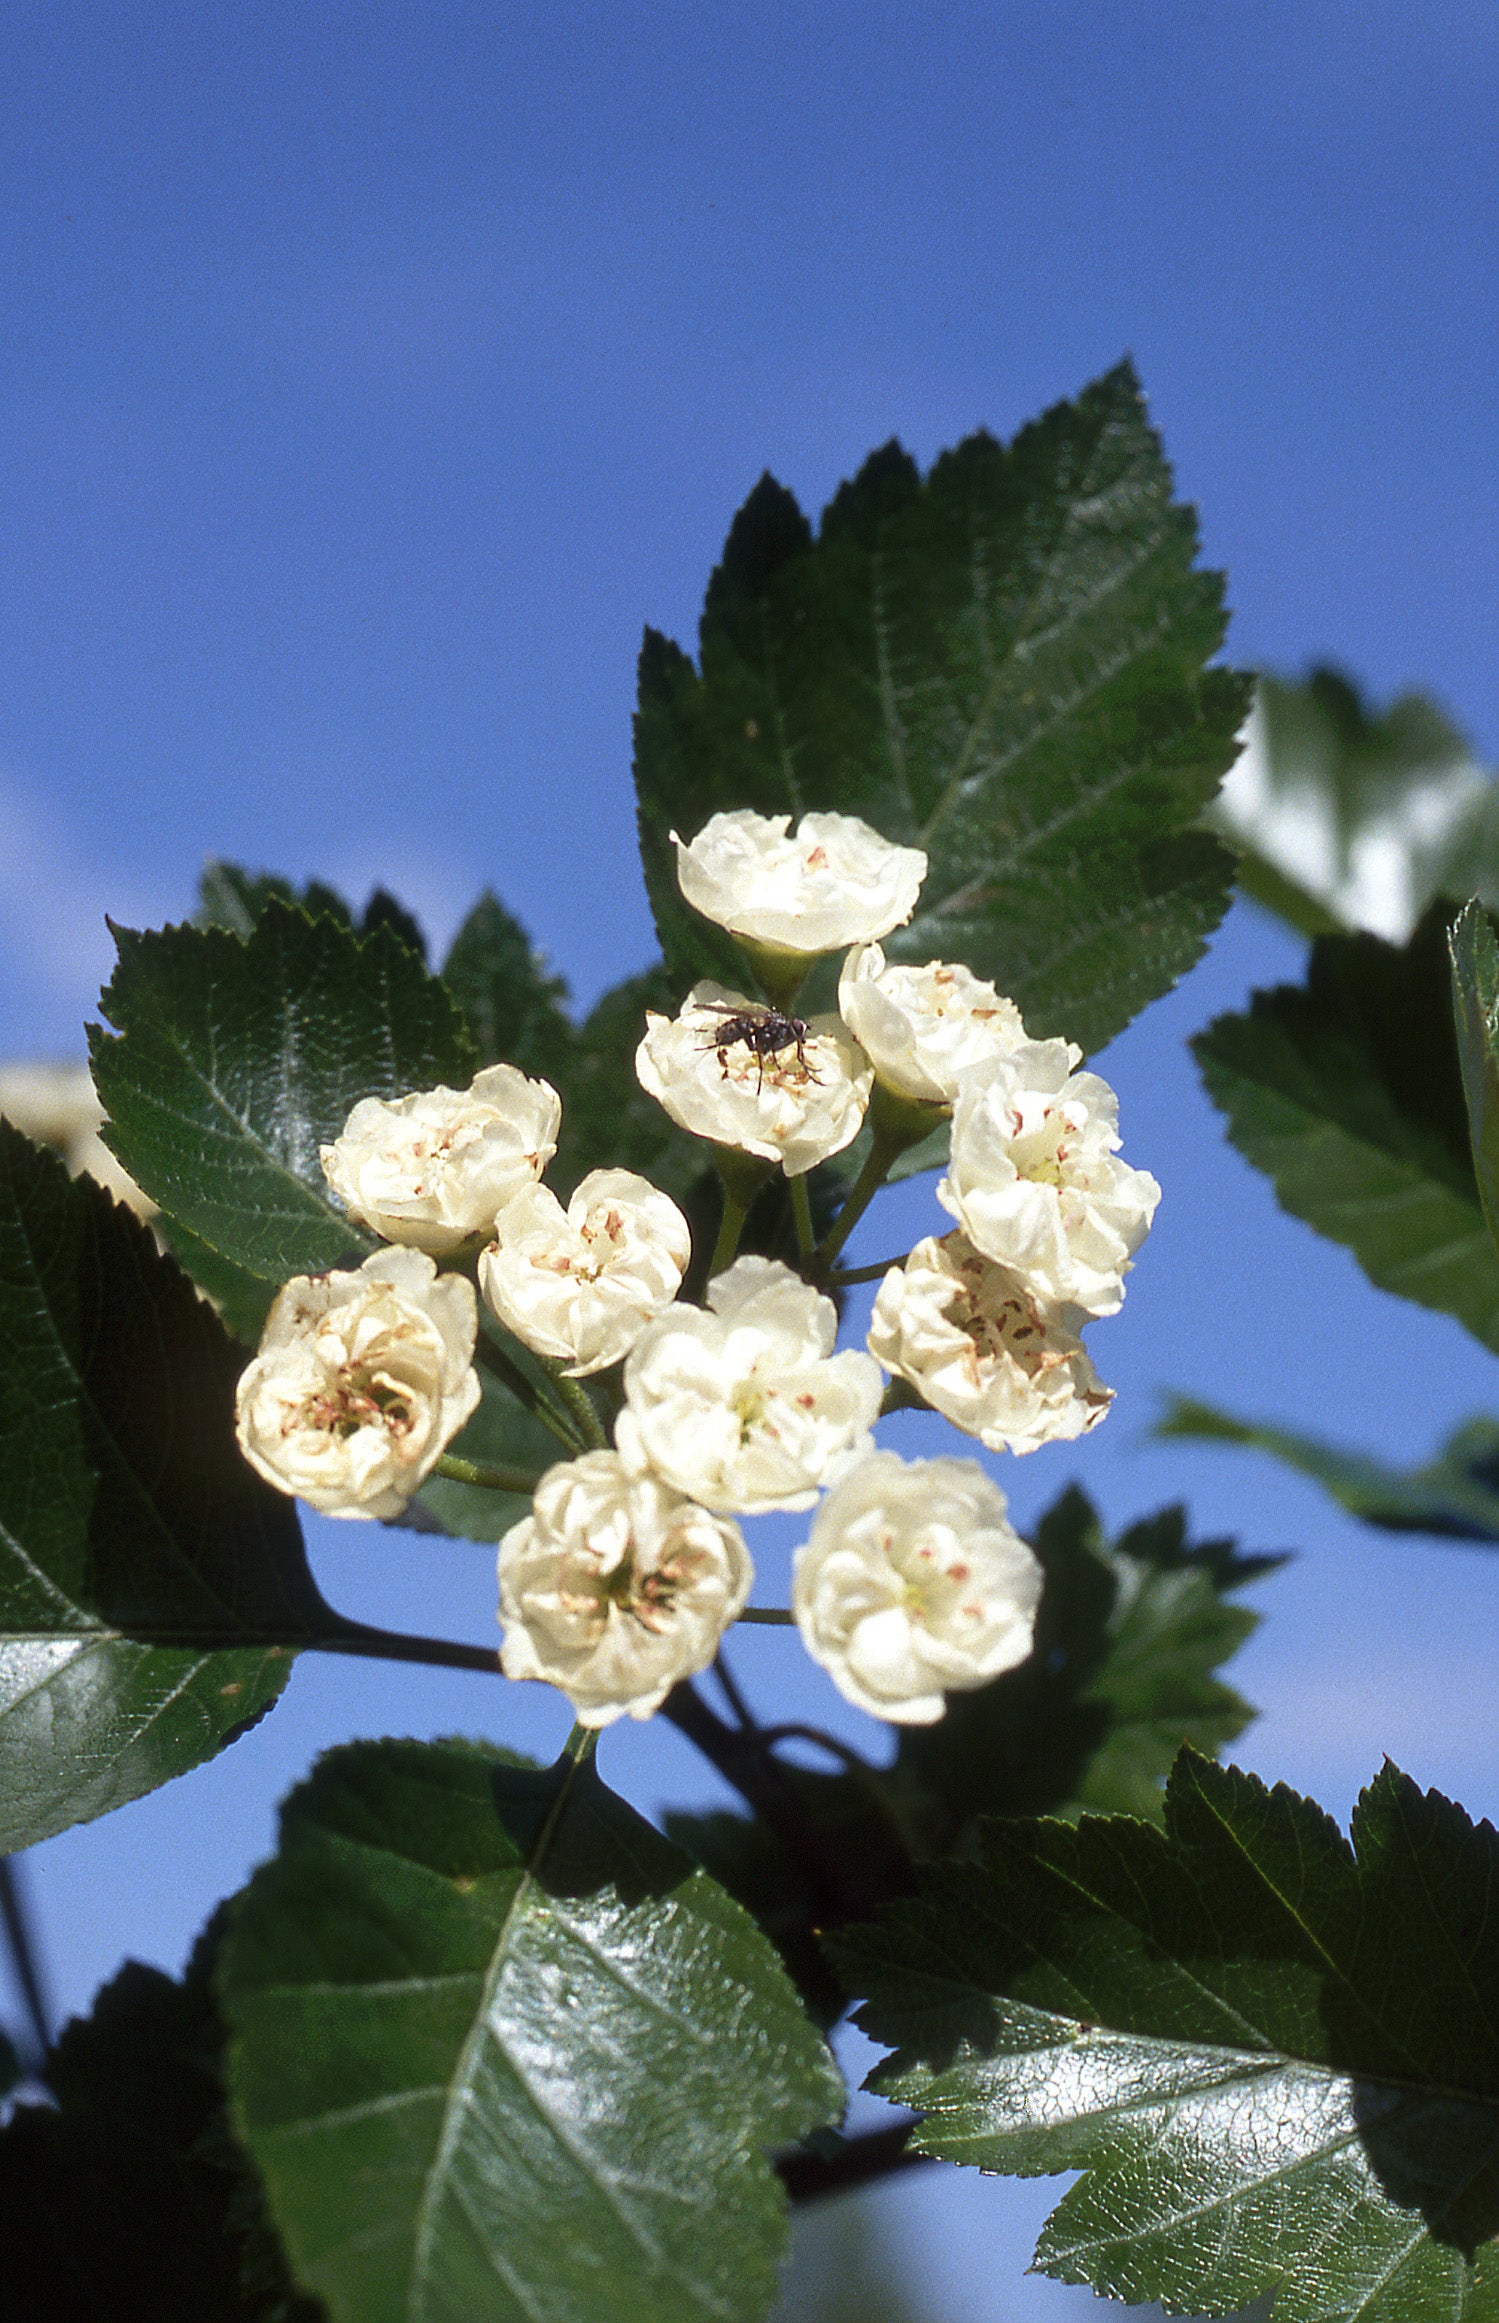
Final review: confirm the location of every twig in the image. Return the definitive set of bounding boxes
[778,2120,931,2204]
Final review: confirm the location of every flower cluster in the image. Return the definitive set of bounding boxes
[234,804,1159,1733]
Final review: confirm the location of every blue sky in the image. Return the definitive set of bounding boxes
[4,8,1499,2315]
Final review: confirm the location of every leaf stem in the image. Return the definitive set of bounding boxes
[314,1621,502,1677]
[813,1135,892,1274]
[546,1366,608,1452]
[475,1332,583,1454]
[709,1184,750,1277]
[791,1175,815,1268]
[830,1254,909,1287]
[434,1453,543,1495]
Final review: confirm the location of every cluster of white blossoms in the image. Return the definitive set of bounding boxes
[233,804,1160,1732]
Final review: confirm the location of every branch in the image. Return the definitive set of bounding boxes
[0,1856,50,2060]
[778,2120,931,2204]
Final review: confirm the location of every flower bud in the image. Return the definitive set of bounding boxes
[234,1248,480,1519]
[498,1451,752,1725]
[479,1168,691,1376]
[672,809,927,957]
[938,1041,1160,1317]
[635,982,871,1178]
[792,1449,1042,1724]
[868,1231,1112,1453]
[837,945,1028,1106]
[617,1256,882,1514]
[320,1064,561,1256]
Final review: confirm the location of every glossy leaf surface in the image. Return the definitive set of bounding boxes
[1161,1394,1499,1544]
[0,1123,330,1849]
[91,900,475,1289]
[221,1737,843,2323]
[1195,903,1499,1347]
[844,1753,1499,2321]
[634,361,1248,1055]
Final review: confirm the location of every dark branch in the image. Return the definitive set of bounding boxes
[778,2121,931,2204]
[0,1856,50,2059]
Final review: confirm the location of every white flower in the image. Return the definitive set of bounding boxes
[479,1168,691,1377]
[320,1064,561,1255]
[234,1248,480,1520]
[938,1041,1160,1318]
[497,1450,752,1726]
[673,808,927,956]
[837,944,1030,1105]
[635,981,872,1177]
[792,1449,1042,1724]
[617,1256,883,1514]
[868,1231,1112,1454]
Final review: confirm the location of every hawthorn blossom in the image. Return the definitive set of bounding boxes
[672,808,927,956]
[234,1248,479,1519]
[479,1168,691,1376]
[320,1064,561,1256]
[497,1450,752,1725]
[837,944,1029,1106]
[792,1450,1043,1724]
[635,981,871,1177]
[938,1040,1160,1317]
[616,1256,882,1514]
[868,1231,1112,1454]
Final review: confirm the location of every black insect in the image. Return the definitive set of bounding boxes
[698,1000,820,1089]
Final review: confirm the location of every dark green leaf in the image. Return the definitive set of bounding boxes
[1450,901,1499,1257]
[220,1736,842,2323]
[1160,1393,1499,1544]
[91,900,475,1290]
[671,1489,1267,2019]
[441,891,574,1082]
[198,858,355,936]
[0,1122,333,1850]
[158,1215,278,1344]
[1194,901,1499,1347]
[1208,666,1499,941]
[360,888,428,963]
[842,1753,1499,2321]
[0,1947,319,2321]
[634,361,1248,1054]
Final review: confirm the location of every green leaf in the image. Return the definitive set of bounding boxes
[0,1946,318,2321]
[1450,900,1499,1257]
[1195,901,1499,1347]
[90,900,476,1290]
[1208,666,1499,942]
[634,361,1248,1055]
[441,891,574,1083]
[0,1122,333,1850]
[220,1736,842,2323]
[198,856,355,935]
[842,1752,1499,2321]
[1160,1393,1499,1544]
[670,1489,1267,2019]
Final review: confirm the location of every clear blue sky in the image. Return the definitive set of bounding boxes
[3,8,1498,2316]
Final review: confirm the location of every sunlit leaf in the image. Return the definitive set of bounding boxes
[843,1752,1499,2321]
